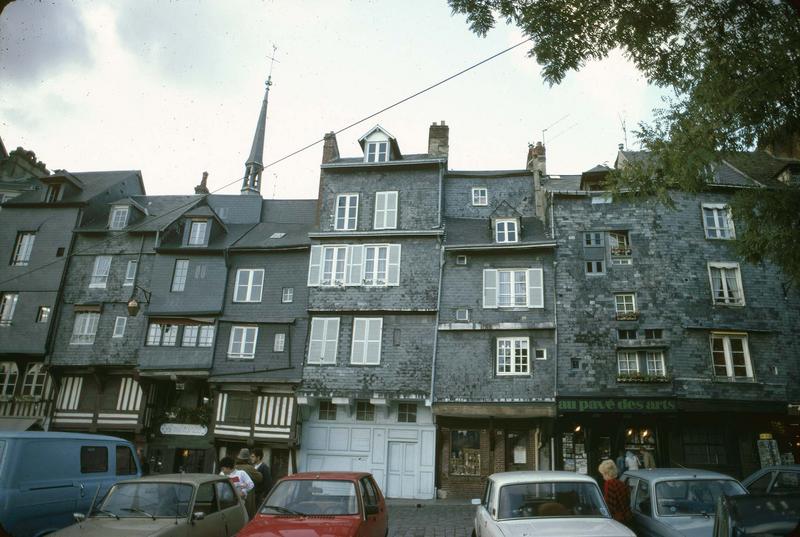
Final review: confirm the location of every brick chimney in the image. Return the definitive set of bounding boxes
[322,131,339,163]
[428,121,449,158]
[194,171,210,194]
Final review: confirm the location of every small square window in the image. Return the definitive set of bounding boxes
[618,329,637,340]
[36,306,51,323]
[534,348,547,360]
[456,255,467,265]
[56,247,65,257]
[645,329,663,340]
[571,358,580,369]
[472,188,488,206]
[398,403,417,423]
[586,261,605,275]
[274,333,286,352]
[456,308,469,321]
[319,401,337,421]
[282,287,294,303]
[356,401,375,421]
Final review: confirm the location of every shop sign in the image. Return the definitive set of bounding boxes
[759,433,773,440]
[558,398,676,412]
[160,423,208,436]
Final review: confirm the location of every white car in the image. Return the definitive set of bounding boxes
[471,471,635,537]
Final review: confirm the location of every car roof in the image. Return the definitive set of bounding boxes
[488,471,600,487]
[114,474,223,485]
[283,472,371,481]
[0,431,132,442]
[623,468,740,481]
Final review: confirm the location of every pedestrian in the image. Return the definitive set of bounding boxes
[235,448,263,517]
[219,456,254,505]
[598,459,633,528]
[250,448,273,504]
[625,450,640,471]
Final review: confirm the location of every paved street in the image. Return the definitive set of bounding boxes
[388,499,475,537]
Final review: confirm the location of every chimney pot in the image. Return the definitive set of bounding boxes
[194,171,210,194]
[618,143,624,151]
[322,131,340,163]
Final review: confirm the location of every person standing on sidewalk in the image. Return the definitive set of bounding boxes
[598,459,633,528]
[250,448,273,504]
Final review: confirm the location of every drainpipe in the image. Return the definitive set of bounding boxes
[429,239,444,408]
[437,161,444,228]
[550,190,559,471]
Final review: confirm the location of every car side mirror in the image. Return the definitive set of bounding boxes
[73,513,86,523]
[192,512,205,522]
[365,504,379,516]
[471,499,481,506]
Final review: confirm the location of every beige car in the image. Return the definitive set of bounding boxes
[52,474,249,537]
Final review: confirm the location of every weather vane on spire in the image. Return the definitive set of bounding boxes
[266,44,279,86]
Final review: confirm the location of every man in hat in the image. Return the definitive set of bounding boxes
[235,448,262,517]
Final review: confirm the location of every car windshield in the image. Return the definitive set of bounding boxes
[724,494,800,536]
[100,482,193,518]
[656,479,746,516]
[261,479,358,516]
[497,481,609,519]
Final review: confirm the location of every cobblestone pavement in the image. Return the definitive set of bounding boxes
[387,499,475,537]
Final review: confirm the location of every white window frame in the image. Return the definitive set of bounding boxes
[495,219,518,243]
[124,260,138,287]
[535,348,547,360]
[0,293,19,325]
[321,246,348,286]
[702,203,735,239]
[146,323,162,346]
[584,232,604,247]
[308,317,340,364]
[309,244,400,287]
[21,363,47,398]
[364,245,389,286]
[171,259,189,292]
[609,230,632,265]
[497,269,528,307]
[471,188,488,206]
[334,194,359,231]
[228,326,258,359]
[234,268,264,303]
[617,350,667,377]
[36,306,51,323]
[374,191,398,230]
[496,337,530,376]
[281,287,294,303]
[109,205,130,230]
[188,220,208,246]
[89,256,112,288]
[365,141,389,163]
[615,293,637,314]
[161,325,178,346]
[70,313,99,345]
[0,362,18,397]
[456,308,469,321]
[112,316,127,338]
[456,255,468,266]
[182,325,199,346]
[274,333,286,352]
[198,326,214,347]
[350,318,383,365]
[11,232,35,266]
[710,332,753,379]
[617,350,640,375]
[483,268,543,309]
[708,262,745,306]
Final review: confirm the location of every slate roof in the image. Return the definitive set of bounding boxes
[543,175,582,191]
[328,153,434,165]
[447,169,531,178]
[231,199,317,249]
[6,170,143,205]
[444,216,549,246]
[78,195,203,232]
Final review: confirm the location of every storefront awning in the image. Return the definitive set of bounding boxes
[0,417,42,431]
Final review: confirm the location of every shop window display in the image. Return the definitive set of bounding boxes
[622,427,657,470]
[562,428,588,474]
[450,430,481,476]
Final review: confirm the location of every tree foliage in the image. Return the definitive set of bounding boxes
[450,0,800,282]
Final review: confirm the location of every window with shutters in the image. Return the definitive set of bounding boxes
[308,317,340,364]
[0,293,18,326]
[374,191,398,229]
[710,333,752,379]
[335,194,358,231]
[496,337,530,376]
[188,220,208,246]
[228,326,258,359]
[171,259,189,292]
[108,206,129,230]
[351,318,382,365]
[702,204,735,239]
[71,313,100,345]
[482,268,543,309]
[112,316,126,338]
[495,219,518,243]
[234,268,264,302]
[708,263,744,306]
[11,232,35,266]
[89,256,112,288]
[124,260,137,286]
[309,244,401,287]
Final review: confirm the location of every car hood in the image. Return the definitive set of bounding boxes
[660,515,715,537]
[51,517,182,537]
[496,517,635,537]
[239,515,361,537]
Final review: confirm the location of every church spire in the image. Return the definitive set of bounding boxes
[241,75,271,195]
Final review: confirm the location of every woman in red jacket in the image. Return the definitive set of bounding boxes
[599,459,633,527]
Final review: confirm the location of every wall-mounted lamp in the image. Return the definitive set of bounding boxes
[574,425,582,433]
[127,285,152,316]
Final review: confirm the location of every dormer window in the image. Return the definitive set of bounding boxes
[44,184,62,203]
[495,219,518,243]
[365,142,389,163]
[109,206,130,230]
[188,220,208,246]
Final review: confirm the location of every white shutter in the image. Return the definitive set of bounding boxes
[307,245,322,286]
[387,244,401,286]
[385,192,398,229]
[483,269,498,309]
[252,269,264,301]
[527,268,544,308]
[374,192,386,229]
[308,318,324,363]
[324,318,340,364]
[351,318,367,364]
[347,245,364,286]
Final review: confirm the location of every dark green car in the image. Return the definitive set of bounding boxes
[52,474,248,537]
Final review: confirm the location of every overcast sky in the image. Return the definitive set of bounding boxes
[0,1,664,199]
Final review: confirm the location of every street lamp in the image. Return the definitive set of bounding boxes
[127,285,152,316]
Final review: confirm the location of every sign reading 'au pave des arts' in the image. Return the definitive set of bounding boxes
[558,398,676,413]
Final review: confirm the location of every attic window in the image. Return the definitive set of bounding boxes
[365,142,389,163]
[109,206,129,230]
[495,219,519,243]
[270,232,286,239]
[45,184,62,203]
[188,220,208,246]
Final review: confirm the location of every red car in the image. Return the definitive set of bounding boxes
[238,471,388,537]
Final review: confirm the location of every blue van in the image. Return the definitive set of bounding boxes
[0,431,141,537]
